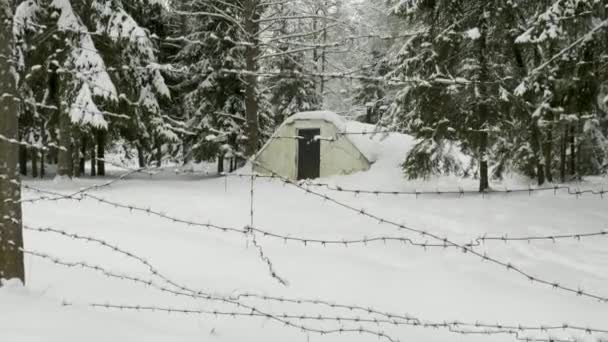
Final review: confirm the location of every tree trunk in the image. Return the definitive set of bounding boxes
[19,144,27,176]
[217,154,225,174]
[79,136,86,176]
[137,143,145,168]
[155,143,162,167]
[40,151,45,178]
[31,149,38,178]
[72,129,81,178]
[0,2,26,283]
[531,121,545,185]
[569,125,576,178]
[40,121,45,178]
[476,12,490,192]
[560,125,567,182]
[53,61,72,178]
[244,0,260,157]
[544,125,553,183]
[90,141,96,177]
[96,130,106,176]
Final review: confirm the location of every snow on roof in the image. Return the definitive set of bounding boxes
[283,111,383,162]
[284,110,348,130]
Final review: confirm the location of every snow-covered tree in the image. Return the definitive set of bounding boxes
[13,0,173,176]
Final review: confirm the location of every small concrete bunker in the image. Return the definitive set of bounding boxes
[253,111,376,180]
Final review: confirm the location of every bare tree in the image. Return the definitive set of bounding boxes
[0,0,25,284]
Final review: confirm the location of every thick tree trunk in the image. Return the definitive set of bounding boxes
[96,130,106,176]
[137,143,145,168]
[244,0,260,157]
[0,2,26,283]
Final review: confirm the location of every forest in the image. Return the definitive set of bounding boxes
[1,2,608,342]
[1,0,606,192]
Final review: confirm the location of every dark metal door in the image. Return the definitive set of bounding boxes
[297,129,320,180]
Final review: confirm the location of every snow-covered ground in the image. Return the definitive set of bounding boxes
[2,131,608,342]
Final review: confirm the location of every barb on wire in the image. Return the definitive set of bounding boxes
[23,185,608,252]
[248,173,290,286]
[239,153,608,303]
[25,226,608,342]
[61,302,579,342]
[21,247,402,342]
[22,185,478,249]
[223,173,608,199]
[477,231,608,244]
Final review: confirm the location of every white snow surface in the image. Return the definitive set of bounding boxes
[3,132,608,342]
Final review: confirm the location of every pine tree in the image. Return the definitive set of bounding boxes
[13,0,174,174]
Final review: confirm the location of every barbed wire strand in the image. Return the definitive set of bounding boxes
[23,226,606,342]
[223,172,608,199]
[22,184,608,250]
[238,154,608,303]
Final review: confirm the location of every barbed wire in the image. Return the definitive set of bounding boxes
[23,226,607,342]
[248,170,290,286]
[23,184,608,251]
[60,302,585,342]
[477,231,608,244]
[223,172,608,199]
[239,155,608,303]
[22,185,470,249]
[20,246,407,342]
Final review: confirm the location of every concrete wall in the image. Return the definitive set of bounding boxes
[253,119,370,179]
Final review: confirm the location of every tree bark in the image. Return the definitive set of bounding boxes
[569,125,576,178]
[40,121,45,178]
[543,124,553,183]
[531,121,545,185]
[217,154,225,174]
[96,130,106,176]
[476,11,490,192]
[0,2,25,283]
[155,143,162,167]
[79,136,86,176]
[72,129,81,178]
[90,141,96,177]
[19,144,27,176]
[31,149,38,178]
[52,61,72,178]
[137,143,145,168]
[244,0,260,157]
[560,125,567,182]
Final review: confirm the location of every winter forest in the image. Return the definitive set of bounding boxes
[1,0,608,342]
